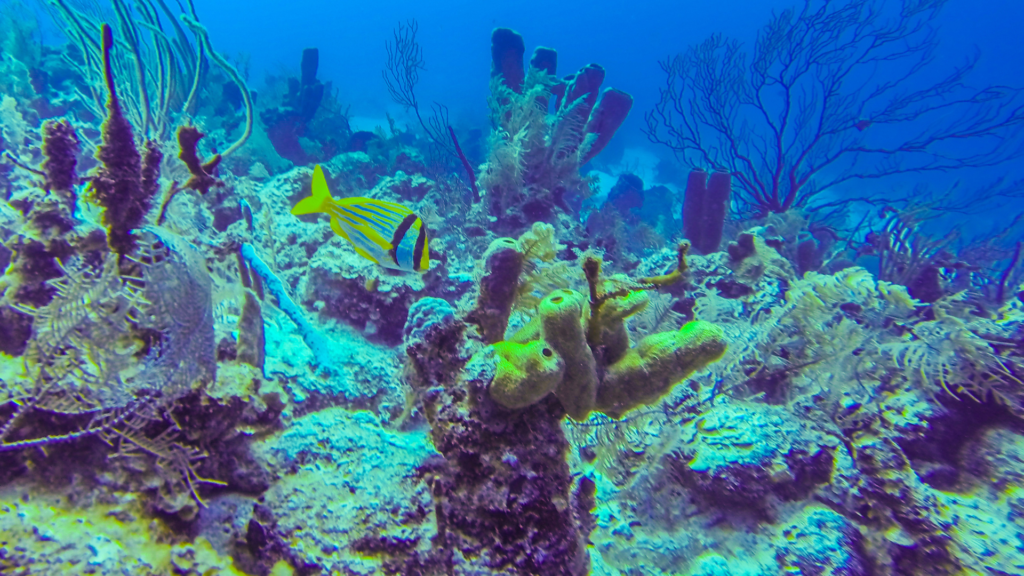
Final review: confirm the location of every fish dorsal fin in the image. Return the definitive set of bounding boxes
[291,164,334,216]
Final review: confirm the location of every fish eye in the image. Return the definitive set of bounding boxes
[542,348,553,357]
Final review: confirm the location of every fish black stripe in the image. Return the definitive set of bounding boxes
[389,214,419,266]
[413,222,427,272]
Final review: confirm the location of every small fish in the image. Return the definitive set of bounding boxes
[854,119,873,131]
[291,165,430,273]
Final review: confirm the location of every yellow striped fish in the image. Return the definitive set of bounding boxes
[291,165,430,273]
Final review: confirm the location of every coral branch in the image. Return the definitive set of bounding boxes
[240,243,344,377]
[448,125,479,203]
[180,15,253,157]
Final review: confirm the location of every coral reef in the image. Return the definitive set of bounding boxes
[2,6,1024,576]
[260,48,327,165]
[398,231,727,574]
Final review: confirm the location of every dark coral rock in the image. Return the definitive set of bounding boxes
[0,306,32,356]
[908,264,944,303]
[347,130,378,152]
[727,232,757,261]
[406,308,590,575]
[427,381,589,574]
[775,507,869,576]
[606,173,644,219]
[404,298,464,390]
[710,278,754,299]
[668,402,837,512]
[259,48,326,165]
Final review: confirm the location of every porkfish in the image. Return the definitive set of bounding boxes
[291,165,430,273]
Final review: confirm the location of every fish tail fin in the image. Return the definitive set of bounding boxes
[291,164,333,215]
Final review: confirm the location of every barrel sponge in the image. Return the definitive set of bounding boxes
[597,321,727,418]
[490,340,565,409]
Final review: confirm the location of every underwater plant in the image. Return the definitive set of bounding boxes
[48,0,252,148]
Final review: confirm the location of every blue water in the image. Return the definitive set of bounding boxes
[4,0,1024,574]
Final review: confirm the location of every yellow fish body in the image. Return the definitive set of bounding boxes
[291,165,430,273]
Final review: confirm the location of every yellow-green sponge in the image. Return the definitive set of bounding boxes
[596,320,727,418]
[539,290,598,420]
[489,290,598,420]
[591,288,649,363]
[490,339,565,409]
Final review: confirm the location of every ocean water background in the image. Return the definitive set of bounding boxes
[32,0,1024,227]
[204,0,1024,233]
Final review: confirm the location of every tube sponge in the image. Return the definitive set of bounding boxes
[491,28,526,94]
[490,340,565,409]
[538,290,599,420]
[683,169,731,255]
[487,290,727,420]
[464,237,524,343]
[596,320,727,419]
[490,290,598,420]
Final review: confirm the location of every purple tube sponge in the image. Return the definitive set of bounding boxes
[529,47,558,110]
[581,88,633,165]
[683,168,731,254]
[529,46,557,76]
[41,119,79,192]
[491,28,525,93]
[564,63,605,112]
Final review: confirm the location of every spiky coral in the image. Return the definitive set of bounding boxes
[88,23,161,257]
[41,119,79,192]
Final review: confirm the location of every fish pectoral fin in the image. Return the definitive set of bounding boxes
[352,245,381,265]
[330,217,351,241]
[332,217,380,265]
